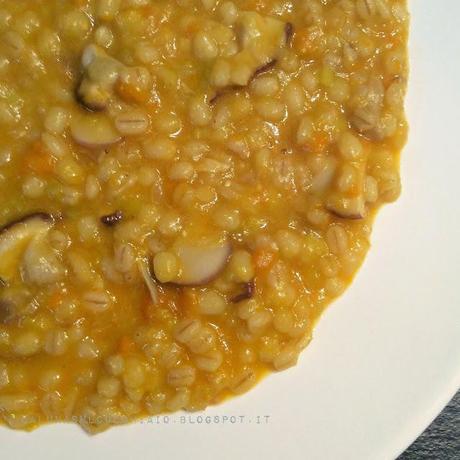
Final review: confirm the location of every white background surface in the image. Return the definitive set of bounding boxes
[2,2,460,459]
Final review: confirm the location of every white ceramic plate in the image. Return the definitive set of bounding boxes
[2,2,460,459]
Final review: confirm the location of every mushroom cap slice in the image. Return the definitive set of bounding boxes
[173,240,232,286]
[211,12,288,89]
[81,44,106,68]
[22,238,66,285]
[236,12,287,53]
[70,113,121,149]
[77,45,123,112]
[0,213,54,281]
[138,258,159,305]
[76,79,112,112]
[326,196,366,220]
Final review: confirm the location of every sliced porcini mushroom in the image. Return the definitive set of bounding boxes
[284,22,294,45]
[350,105,384,140]
[100,210,124,227]
[252,59,277,79]
[76,79,112,112]
[0,213,54,281]
[211,12,289,91]
[209,57,275,104]
[310,157,337,194]
[326,196,366,220]
[138,258,159,305]
[209,17,293,104]
[209,61,277,106]
[81,44,105,68]
[235,12,287,57]
[76,45,152,111]
[0,287,38,325]
[350,76,385,140]
[231,280,255,303]
[22,238,66,285]
[76,45,122,111]
[70,113,121,149]
[172,240,232,286]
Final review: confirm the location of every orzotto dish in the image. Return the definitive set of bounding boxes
[0,0,408,432]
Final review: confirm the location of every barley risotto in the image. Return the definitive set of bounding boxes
[0,0,408,432]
